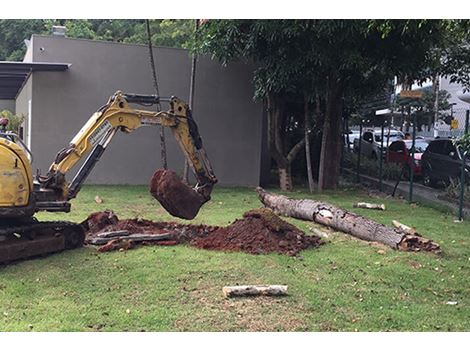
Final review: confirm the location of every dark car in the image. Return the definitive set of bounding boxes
[387,139,429,176]
[421,138,470,187]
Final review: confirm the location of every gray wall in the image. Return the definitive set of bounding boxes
[15,76,32,145]
[21,35,263,186]
[0,99,15,113]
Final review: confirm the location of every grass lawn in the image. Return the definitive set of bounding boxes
[0,185,469,331]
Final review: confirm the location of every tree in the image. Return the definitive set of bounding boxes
[395,88,452,131]
[0,19,193,61]
[195,20,470,191]
[194,21,320,190]
[0,20,47,60]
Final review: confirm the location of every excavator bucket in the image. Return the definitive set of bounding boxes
[150,169,206,220]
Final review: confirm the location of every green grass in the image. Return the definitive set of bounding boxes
[1,185,469,331]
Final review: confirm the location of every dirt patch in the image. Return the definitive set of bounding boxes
[150,169,206,220]
[83,208,323,256]
[82,210,119,233]
[190,208,323,256]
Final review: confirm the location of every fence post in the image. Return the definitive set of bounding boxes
[356,120,363,183]
[409,114,416,203]
[379,120,385,192]
[458,110,470,221]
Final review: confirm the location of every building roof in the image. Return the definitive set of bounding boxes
[0,61,70,99]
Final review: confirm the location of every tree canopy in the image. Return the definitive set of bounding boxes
[0,19,194,61]
[194,19,470,190]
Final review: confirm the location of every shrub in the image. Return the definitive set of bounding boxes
[0,110,25,134]
[343,151,403,181]
[444,178,470,203]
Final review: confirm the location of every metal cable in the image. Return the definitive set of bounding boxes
[146,19,167,169]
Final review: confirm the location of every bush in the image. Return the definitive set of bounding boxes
[343,151,403,181]
[0,110,25,134]
[444,178,470,203]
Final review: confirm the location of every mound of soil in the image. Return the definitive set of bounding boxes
[82,208,323,256]
[82,210,119,233]
[150,169,206,220]
[190,208,323,256]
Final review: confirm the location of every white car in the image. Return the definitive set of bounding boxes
[353,129,405,159]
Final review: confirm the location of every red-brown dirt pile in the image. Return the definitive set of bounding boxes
[190,208,323,256]
[149,169,206,220]
[82,208,323,256]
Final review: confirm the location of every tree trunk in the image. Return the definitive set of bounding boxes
[304,96,315,192]
[279,166,293,191]
[256,187,440,253]
[267,92,305,191]
[432,73,440,131]
[318,76,344,191]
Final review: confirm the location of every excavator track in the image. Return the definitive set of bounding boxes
[0,221,85,264]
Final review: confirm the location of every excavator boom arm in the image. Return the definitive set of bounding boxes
[40,91,217,202]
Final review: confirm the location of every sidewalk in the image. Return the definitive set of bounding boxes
[343,168,470,219]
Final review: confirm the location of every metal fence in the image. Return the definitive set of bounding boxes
[343,110,470,220]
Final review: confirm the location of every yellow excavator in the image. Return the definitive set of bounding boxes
[0,91,217,263]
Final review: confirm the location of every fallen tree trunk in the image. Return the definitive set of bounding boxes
[222,285,288,298]
[256,187,440,253]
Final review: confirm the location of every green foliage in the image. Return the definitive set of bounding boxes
[393,87,452,128]
[0,19,193,61]
[0,110,24,133]
[0,19,47,60]
[455,132,470,156]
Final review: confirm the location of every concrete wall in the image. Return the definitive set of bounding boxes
[23,35,263,186]
[0,99,15,113]
[15,75,32,145]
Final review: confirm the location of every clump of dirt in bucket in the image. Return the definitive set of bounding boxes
[190,208,323,256]
[149,169,207,220]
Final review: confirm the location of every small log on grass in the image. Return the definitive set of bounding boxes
[222,285,288,298]
[354,202,386,211]
[256,187,440,253]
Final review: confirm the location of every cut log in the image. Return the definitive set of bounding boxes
[222,285,288,298]
[256,187,440,253]
[95,230,130,238]
[88,233,172,245]
[354,202,386,211]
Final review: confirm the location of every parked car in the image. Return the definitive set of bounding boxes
[387,139,429,177]
[353,129,405,159]
[421,138,470,187]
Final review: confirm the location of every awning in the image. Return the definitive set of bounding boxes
[0,61,70,99]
